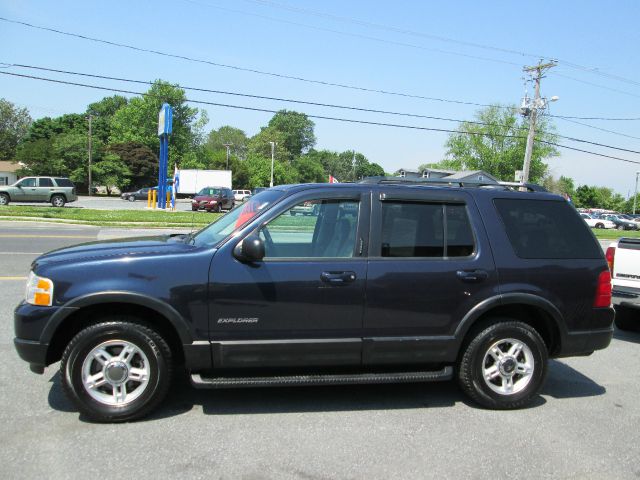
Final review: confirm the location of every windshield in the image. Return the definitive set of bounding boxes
[191,190,285,247]
[197,187,221,196]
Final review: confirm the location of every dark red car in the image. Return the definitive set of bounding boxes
[191,186,235,212]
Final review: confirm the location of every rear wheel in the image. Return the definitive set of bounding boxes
[458,320,548,409]
[595,223,604,229]
[0,193,9,206]
[614,306,640,332]
[128,196,136,202]
[51,194,66,207]
[60,319,172,422]
[617,225,625,230]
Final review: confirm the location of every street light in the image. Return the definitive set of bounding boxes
[269,141,276,187]
[634,171,640,214]
[223,143,233,170]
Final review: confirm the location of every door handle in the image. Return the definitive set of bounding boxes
[456,269,488,283]
[321,271,357,285]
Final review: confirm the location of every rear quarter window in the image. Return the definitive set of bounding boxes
[494,198,601,259]
[54,178,74,187]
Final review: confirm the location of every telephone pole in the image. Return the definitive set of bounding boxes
[521,60,557,185]
[87,115,93,195]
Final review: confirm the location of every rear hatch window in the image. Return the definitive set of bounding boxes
[494,199,601,259]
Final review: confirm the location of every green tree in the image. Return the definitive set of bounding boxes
[247,127,291,161]
[91,153,131,195]
[207,126,248,159]
[436,105,559,182]
[267,110,316,159]
[244,154,298,188]
[0,98,32,161]
[86,95,128,143]
[109,80,205,161]
[295,156,325,183]
[108,142,157,188]
[15,138,55,175]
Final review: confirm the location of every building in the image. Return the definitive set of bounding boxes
[395,167,499,184]
[0,161,19,186]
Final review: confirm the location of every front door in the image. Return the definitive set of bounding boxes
[208,190,369,369]
[14,177,38,201]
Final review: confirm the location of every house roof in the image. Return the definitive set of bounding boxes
[423,168,456,175]
[0,161,20,173]
[397,168,421,174]
[445,170,499,182]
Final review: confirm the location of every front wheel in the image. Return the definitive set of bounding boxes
[51,194,66,207]
[60,320,172,422]
[595,223,604,229]
[617,225,625,231]
[0,193,9,206]
[458,320,548,409]
[128,196,136,202]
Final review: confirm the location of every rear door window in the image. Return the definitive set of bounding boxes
[494,199,601,259]
[380,201,475,258]
[38,178,54,187]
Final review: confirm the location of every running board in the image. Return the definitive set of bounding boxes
[190,367,453,389]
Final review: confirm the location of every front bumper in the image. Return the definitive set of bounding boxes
[14,338,48,373]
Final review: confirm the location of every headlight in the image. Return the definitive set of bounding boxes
[209,200,217,204]
[25,271,54,307]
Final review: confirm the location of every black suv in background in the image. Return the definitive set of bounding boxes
[13,179,614,422]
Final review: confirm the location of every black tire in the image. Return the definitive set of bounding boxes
[614,306,640,332]
[0,193,9,206]
[60,319,172,422]
[214,204,221,213]
[128,196,136,202]
[617,225,625,231]
[595,223,604,229]
[458,320,548,409]
[290,211,297,216]
[51,194,66,207]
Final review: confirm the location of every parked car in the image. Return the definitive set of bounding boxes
[607,238,640,332]
[601,214,638,231]
[233,189,252,202]
[13,179,614,422]
[191,186,235,212]
[0,176,77,207]
[290,200,319,216]
[580,213,615,229]
[121,188,151,202]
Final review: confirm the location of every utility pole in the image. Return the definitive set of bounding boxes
[521,60,557,185]
[634,171,640,214]
[87,115,93,195]
[223,143,233,170]
[269,141,276,187]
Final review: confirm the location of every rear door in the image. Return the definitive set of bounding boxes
[363,188,498,366]
[35,177,54,201]
[208,187,371,369]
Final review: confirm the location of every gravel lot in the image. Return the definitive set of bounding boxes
[1,221,639,479]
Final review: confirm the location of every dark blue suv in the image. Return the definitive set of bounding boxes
[14,179,614,422]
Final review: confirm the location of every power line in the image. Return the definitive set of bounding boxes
[7,62,640,155]
[551,71,640,99]
[241,0,640,88]
[2,17,637,121]
[555,117,640,141]
[181,0,523,68]
[0,16,502,108]
[2,70,639,166]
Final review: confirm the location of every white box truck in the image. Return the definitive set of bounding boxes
[177,169,232,197]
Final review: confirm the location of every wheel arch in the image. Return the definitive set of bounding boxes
[455,294,565,357]
[49,192,67,202]
[43,292,191,366]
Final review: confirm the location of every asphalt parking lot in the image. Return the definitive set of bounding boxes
[1,221,639,479]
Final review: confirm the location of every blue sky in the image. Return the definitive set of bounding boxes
[1,0,639,194]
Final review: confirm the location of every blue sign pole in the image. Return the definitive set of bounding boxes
[157,103,173,209]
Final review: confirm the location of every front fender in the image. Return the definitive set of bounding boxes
[40,291,193,345]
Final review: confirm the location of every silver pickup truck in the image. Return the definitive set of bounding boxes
[608,237,640,332]
[0,176,77,207]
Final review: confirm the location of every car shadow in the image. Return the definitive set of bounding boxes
[613,327,640,344]
[46,358,606,422]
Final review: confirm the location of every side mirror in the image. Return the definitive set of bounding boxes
[233,234,265,262]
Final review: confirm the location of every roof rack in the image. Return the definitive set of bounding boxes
[357,176,548,192]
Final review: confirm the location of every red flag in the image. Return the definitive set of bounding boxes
[329,175,339,183]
